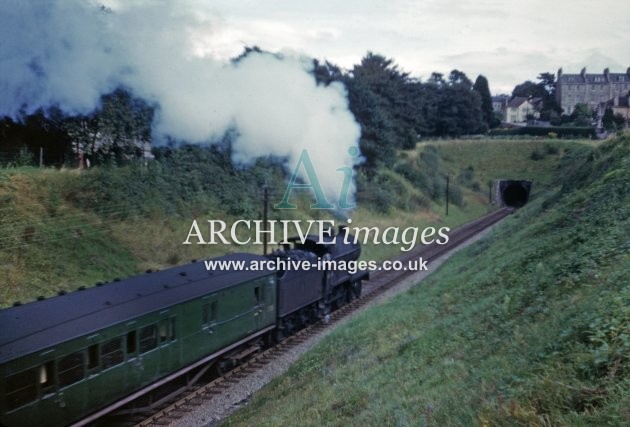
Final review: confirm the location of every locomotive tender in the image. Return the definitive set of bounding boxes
[0,227,367,426]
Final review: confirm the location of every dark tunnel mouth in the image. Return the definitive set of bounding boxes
[502,182,529,208]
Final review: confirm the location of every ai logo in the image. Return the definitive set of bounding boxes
[274,147,360,209]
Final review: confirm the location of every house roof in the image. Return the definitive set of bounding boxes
[507,97,529,108]
[0,253,273,365]
[559,70,630,84]
[491,95,509,102]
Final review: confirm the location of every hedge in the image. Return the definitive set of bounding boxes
[489,126,596,139]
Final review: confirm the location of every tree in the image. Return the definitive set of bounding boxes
[434,70,484,136]
[537,72,556,98]
[312,59,343,86]
[0,109,72,167]
[512,80,545,99]
[511,72,560,121]
[448,70,473,88]
[93,89,153,163]
[62,114,99,164]
[473,75,495,129]
[570,103,593,127]
[344,52,418,165]
[60,88,154,165]
[602,106,616,130]
[603,107,627,130]
[344,76,398,168]
[613,113,626,129]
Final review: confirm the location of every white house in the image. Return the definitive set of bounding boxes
[505,97,541,124]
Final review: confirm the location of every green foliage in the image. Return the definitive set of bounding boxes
[357,168,426,213]
[345,76,398,167]
[10,146,35,167]
[343,52,422,167]
[489,126,596,139]
[226,135,630,426]
[456,165,481,192]
[473,75,495,129]
[66,144,284,219]
[448,184,464,207]
[602,107,627,131]
[511,72,561,119]
[0,111,72,167]
[569,103,594,127]
[602,107,616,131]
[61,88,154,165]
[544,144,559,155]
[433,71,485,136]
[0,137,575,306]
[530,149,545,160]
[333,53,488,168]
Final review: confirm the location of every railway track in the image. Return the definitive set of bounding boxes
[121,208,513,427]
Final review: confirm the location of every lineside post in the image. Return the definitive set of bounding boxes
[262,186,269,255]
[445,174,449,216]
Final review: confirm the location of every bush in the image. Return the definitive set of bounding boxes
[394,162,428,187]
[544,144,559,155]
[419,145,440,171]
[8,146,35,167]
[448,184,464,207]
[530,149,545,161]
[456,165,481,192]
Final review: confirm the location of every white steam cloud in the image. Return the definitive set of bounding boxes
[0,1,361,205]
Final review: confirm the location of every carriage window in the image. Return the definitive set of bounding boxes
[160,318,176,343]
[139,324,157,353]
[101,338,124,369]
[39,361,55,394]
[127,330,137,356]
[58,352,84,388]
[5,368,37,411]
[202,302,218,325]
[87,344,99,371]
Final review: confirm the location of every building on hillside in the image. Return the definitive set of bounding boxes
[599,94,630,127]
[556,67,630,115]
[492,95,509,113]
[505,97,541,124]
[491,95,509,122]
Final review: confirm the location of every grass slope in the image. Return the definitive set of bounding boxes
[224,135,629,426]
[0,139,575,306]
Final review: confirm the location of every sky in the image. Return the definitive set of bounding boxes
[101,0,630,95]
[1,0,628,204]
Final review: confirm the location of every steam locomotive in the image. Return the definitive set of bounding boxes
[0,226,367,426]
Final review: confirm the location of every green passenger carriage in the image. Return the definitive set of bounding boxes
[0,253,276,427]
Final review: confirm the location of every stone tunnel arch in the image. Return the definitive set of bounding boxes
[495,180,532,208]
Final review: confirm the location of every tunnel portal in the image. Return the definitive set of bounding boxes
[495,180,532,208]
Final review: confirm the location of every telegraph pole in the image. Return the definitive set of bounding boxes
[262,186,269,255]
[445,175,449,216]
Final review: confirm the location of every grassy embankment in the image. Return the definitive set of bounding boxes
[1,139,577,306]
[225,134,629,426]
